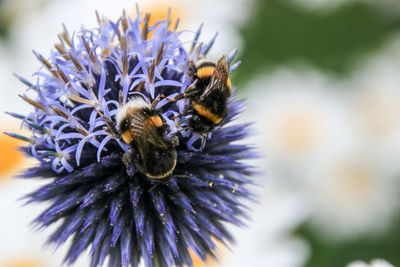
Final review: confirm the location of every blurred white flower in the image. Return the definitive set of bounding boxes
[244,64,400,241]
[299,36,400,240]
[221,190,310,267]
[347,259,395,267]
[0,179,91,267]
[346,35,400,167]
[244,68,351,187]
[307,144,400,239]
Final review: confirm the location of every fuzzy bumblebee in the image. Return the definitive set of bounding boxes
[172,55,232,136]
[6,9,255,267]
[115,96,178,180]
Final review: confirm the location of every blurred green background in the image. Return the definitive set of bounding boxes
[234,0,399,85]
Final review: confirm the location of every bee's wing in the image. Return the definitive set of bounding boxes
[202,76,224,96]
[128,112,168,149]
[200,55,230,100]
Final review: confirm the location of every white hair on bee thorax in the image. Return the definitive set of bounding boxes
[116,97,150,125]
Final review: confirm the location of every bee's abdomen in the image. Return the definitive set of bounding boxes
[141,148,177,179]
[191,101,223,125]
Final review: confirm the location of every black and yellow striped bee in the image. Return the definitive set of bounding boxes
[115,97,177,179]
[68,91,178,179]
[173,55,232,134]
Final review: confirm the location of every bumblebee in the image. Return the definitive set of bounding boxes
[173,55,232,133]
[115,97,177,179]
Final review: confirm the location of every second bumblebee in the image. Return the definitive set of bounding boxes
[174,55,232,134]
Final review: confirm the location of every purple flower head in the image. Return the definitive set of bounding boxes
[6,8,256,267]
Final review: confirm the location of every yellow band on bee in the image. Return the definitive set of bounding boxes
[146,159,177,179]
[121,131,133,144]
[149,115,163,127]
[196,66,215,79]
[192,102,223,124]
[226,78,231,90]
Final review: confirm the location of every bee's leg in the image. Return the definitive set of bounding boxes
[199,132,209,151]
[122,152,131,166]
[164,79,199,102]
[162,93,183,102]
[183,79,199,97]
[171,111,185,120]
[98,114,120,139]
[171,104,191,120]
[93,109,120,138]
[122,152,136,177]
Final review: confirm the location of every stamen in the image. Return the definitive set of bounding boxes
[19,95,44,111]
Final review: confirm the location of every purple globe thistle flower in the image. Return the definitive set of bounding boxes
[5,8,256,267]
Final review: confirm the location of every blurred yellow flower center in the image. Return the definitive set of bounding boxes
[324,161,375,209]
[354,88,398,138]
[0,259,43,267]
[0,134,24,179]
[128,3,183,38]
[189,238,226,267]
[145,5,182,27]
[272,107,319,154]
[190,251,219,267]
